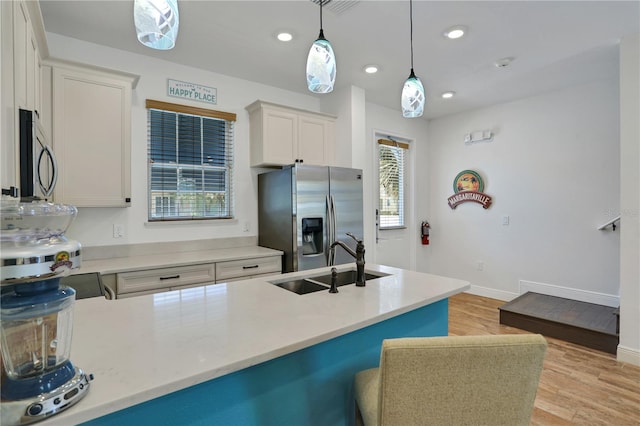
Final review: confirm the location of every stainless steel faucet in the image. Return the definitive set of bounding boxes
[330,233,366,287]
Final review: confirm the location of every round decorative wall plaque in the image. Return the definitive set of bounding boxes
[447,170,493,209]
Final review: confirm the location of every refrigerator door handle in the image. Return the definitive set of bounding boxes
[331,194,338,264]
[328,194,338,266]
[326,194,333,266]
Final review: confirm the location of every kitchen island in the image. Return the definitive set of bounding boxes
[41,264,469,426]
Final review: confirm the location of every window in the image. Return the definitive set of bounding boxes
[146,100,236,221]
[378,138,408,229]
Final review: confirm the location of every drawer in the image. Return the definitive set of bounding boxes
[215,256,281,281]
[117,263,215,294]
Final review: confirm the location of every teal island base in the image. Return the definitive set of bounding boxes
[83,299,448,426]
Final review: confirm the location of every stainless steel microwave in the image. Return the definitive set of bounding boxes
[19,109,57,201]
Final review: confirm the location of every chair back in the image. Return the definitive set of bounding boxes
[377,334,547,426]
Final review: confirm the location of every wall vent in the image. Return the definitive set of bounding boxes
[309,0,360,16]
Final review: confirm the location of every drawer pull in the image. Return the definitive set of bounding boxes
[242,265,259,270]
[159,275,180,281]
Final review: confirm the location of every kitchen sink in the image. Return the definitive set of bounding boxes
[309,270,389,287]
[270,269,390,295]
[272,278,329,295]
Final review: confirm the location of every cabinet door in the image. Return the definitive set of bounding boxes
[26,28,38,111]
[52,67,132,206]
[1,1,17,190]
[13,1,28,110]
[262,108,297,165]
[298,114,334,166]
[39,65,52,142]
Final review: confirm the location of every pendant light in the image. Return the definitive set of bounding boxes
[306,0,336,93]
[401,0,425,118]
[134,0,179,50]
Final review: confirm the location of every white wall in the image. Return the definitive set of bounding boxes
[618,33,640,365]
[365,102,429,270]
[425,78,621,303]
[45,33,328,247]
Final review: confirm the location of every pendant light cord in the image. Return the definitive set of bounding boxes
[318,0,325,39]
[410,0,414,71]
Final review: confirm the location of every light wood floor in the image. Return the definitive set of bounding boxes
[448,292,640,425]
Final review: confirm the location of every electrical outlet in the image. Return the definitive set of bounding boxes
[476,261,484,271]
[243,222,250,232]
[502,215,510,225]
[113,224,124,238]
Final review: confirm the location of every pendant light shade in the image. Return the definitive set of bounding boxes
[306,1,336,93]
[134,0,179,50]
[402,69,425,118]
[401,0,425,118]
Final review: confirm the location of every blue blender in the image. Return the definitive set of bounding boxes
[1,200,92,425]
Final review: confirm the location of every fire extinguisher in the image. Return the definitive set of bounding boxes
[421,221,430,245]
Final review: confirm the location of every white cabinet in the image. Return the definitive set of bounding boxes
[215,256,281,283]
[38,65,52,142]
[50,62,137,207]
[1,0,46,192]
[246,100,336,167]
[12,0,43,113]
[115,255,282,298]
[12,0,30,111]
[116,263,217,298]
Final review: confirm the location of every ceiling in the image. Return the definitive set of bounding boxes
[39,1,639,120]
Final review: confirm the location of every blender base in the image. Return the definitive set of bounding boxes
[0,367,93,426]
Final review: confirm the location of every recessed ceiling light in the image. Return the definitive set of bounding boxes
[277,32,293,42]
[443,25,467,40]
[441,91,455,99]
[495,57,515,68]
[364,65,379,74]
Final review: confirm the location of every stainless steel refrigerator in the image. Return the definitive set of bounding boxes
[258,164,364,272]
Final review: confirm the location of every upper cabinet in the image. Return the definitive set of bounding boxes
[246,100,336,167]
[12,0,41,113]
[49,61,138,207]
[1,0,48,192]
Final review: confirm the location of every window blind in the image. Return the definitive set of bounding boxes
[146,100,236,221]
[378,138,408,229]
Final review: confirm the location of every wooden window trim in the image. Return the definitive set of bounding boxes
[146,99,236,122]
[378,138,409,150]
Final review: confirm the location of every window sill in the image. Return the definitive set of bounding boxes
[145,218,238,227]
[380,226,407,231]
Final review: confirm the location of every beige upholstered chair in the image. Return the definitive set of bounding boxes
[354,334,547,426]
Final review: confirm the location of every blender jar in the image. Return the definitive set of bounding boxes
[0,279,77,399]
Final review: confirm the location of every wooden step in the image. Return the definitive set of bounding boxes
[498,292,619,354]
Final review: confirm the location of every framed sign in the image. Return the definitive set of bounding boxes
[447,169,493,209]
[167,79,217,105]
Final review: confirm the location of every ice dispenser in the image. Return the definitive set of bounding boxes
[301,217,323,255]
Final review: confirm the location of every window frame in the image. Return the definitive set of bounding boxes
[378,138,409,230]
[145,99,236,222]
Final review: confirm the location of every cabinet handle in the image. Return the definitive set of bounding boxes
[242,265,259,270]
[159,275,180,280]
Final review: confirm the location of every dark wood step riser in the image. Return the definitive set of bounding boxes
[500,310,619,354]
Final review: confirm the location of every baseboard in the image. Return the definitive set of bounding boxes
[617,345,640,366]
[467,284,518,302]
[519,280,619,307]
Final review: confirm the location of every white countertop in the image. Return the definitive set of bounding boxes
[41,264,469,425]
[75,246,282,275]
